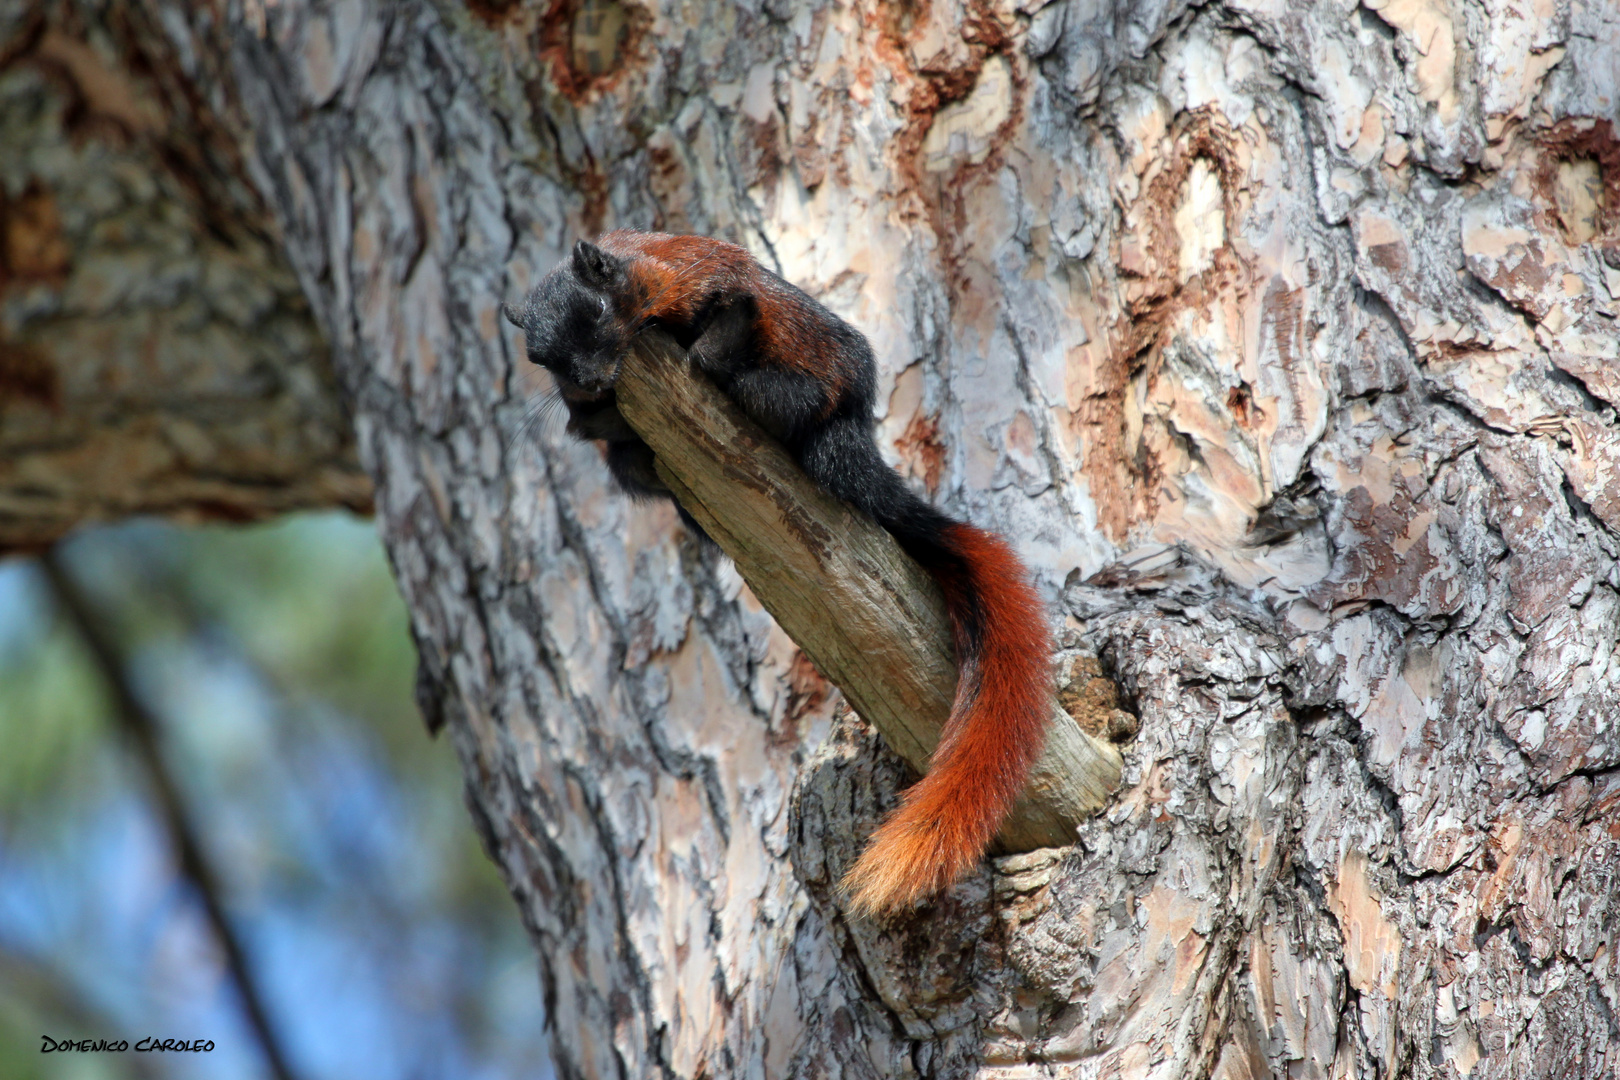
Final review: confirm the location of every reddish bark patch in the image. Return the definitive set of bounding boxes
[1,180,71,288]
[773,649,831,747]
[784,649,829,722]
[645,138,688,232]
[1263,278,1304,372]
[0,340,61,409]
[896,410,946,494]
[1084,107,1250,541]
[577,156,609,237]
[1531,118,1618,254]
[739,113,784,197]
[1121,113,1247,327]
[1366,239,1408,276]
[870,0,1022,267]
[536,0,649,104]
[1057,654,1136,741]
[1226,383,1260,428]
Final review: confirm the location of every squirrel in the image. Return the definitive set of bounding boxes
[507,231,1052,915]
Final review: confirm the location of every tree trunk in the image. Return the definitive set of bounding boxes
[5,0,1618,1076]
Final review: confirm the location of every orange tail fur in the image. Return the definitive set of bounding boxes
[840,523,1052,915]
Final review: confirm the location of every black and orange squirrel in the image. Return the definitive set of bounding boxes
[507,231,1051,915]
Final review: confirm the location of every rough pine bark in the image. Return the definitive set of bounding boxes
[4,0,1618,1077]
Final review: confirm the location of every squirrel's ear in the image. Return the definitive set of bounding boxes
[571,240,622,288]
[501,301,524,329]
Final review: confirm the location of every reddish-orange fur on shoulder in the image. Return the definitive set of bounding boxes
[597,230,853,396]
[599,230,753,324]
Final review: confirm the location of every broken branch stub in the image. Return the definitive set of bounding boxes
[615,330,1122,851]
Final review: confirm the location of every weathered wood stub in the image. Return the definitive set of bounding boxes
[3,0,1617,1077]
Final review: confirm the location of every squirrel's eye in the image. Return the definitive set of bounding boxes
[598,298,609,315]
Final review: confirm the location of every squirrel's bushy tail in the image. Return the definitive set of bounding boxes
[840,518,1052,915]
[794,405,1054,916]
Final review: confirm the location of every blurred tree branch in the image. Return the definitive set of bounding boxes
[39,551,303,1080]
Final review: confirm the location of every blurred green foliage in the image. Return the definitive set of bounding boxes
[0,614,110,823]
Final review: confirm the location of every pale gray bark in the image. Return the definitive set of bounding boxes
[5,0,1618,1077]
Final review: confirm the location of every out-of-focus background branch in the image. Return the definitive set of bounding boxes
[0,518,550,1080]
[40,547,302,1080]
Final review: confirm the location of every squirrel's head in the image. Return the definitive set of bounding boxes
[507,240,633,395]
